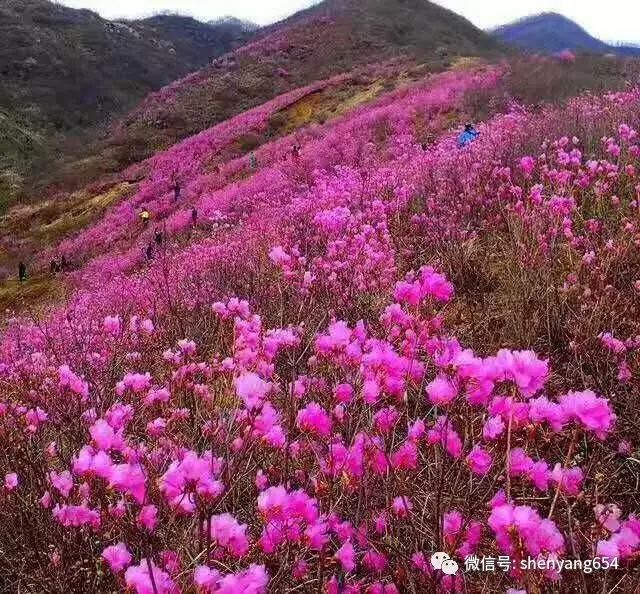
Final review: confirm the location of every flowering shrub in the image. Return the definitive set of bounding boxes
[2,63,640,592]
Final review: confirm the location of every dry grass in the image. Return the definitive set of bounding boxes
[0,275,63,315]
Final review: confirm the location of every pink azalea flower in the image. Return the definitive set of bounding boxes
[519,155,535,177]
[335,541,356,572]
[296,402,332,438]
[391,440,418,470]
[103,315,122,336]
[4,472,18,491]
[137,505,158,532]
[108,463,147,504]
[49,470,73,497]
[102,542,132,573]
[426,375,458,406]
[205,513,250,557]
[125,559,176,594]
[594,504,622,532]
[558,390,615,438]
[466,445,492,476]
[391,495,412,517]
[596,539,620,561]
[482,415,505,440]
[234,372,270,410]
[89,419,124,451]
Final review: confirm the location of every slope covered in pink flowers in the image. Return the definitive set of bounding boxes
[28,0,503,199]
[1,55,640,593]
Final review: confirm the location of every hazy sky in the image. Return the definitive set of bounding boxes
[59,0,640,43]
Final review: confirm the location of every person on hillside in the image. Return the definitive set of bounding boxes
[291,144,300,161]
[249,153,258,170]
[457,123,480,148]
[139,206,150,227]
[145,243,154,261]
[18,261,27,282]
[154,228,163,246]
[173,181,181,202]
[50,259,59,274]
[191,207,198,225]
[60,255,68,271]
[421,133,436,151]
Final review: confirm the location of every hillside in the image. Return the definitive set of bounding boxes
[30,0,501,195]
[122,0,501,139]
[4,0,640,592]
[0,53,640,591]
[0,0,255,206]
[492,12,640,56]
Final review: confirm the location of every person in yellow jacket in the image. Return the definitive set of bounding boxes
[139,206,150,227]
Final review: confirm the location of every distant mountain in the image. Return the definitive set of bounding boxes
[124,14,258,66]
[208,16,260,32]
[0,0,255,204]
[43,0,499,191]
[491,13,640,56]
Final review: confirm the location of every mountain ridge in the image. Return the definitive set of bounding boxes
[491,12,640,56]
[31,0,501,196]
[0,0,256,205]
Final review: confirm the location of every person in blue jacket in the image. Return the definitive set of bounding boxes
[457,123,480,148]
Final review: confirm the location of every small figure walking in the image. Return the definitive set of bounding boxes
[139,206,150,227]
[50,258,59,274]
[291,144,300,161]
[457,123,480,148]
[145,243,154,261]
[154,228,163,246]
[191,207,198,225]
[249,152,258,170]
[18,261,27,282]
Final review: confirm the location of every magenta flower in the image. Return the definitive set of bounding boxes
[205,513,250,557]
[4,472,18,491]
[519,155,535,177]
[108,463,147,504]
[558,390,615,438]
[53,503,101,529]
[58,365,89,400]
[194,565,221,590]
[391,495,413,517]
[101,542,132,573]
[103,315,122,336]
[89,419,124,451]
[234,372,270,410]
[125,559,176,594]
[482,415,505,440]
[595,504,622,532]
[426,375,458,406]
[335,540,356,572]
[296,402,332,438]
[160,451,224,513]
[466,445,492,476]
[49,470,73,497]
[419,266,454,302]
[391,440,418,470]
[334,383,354,404]
[596,539,620,561]
[489,502,564,558]
[137,505,158,532]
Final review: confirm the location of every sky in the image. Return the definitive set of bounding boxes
[59,0,640,44]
